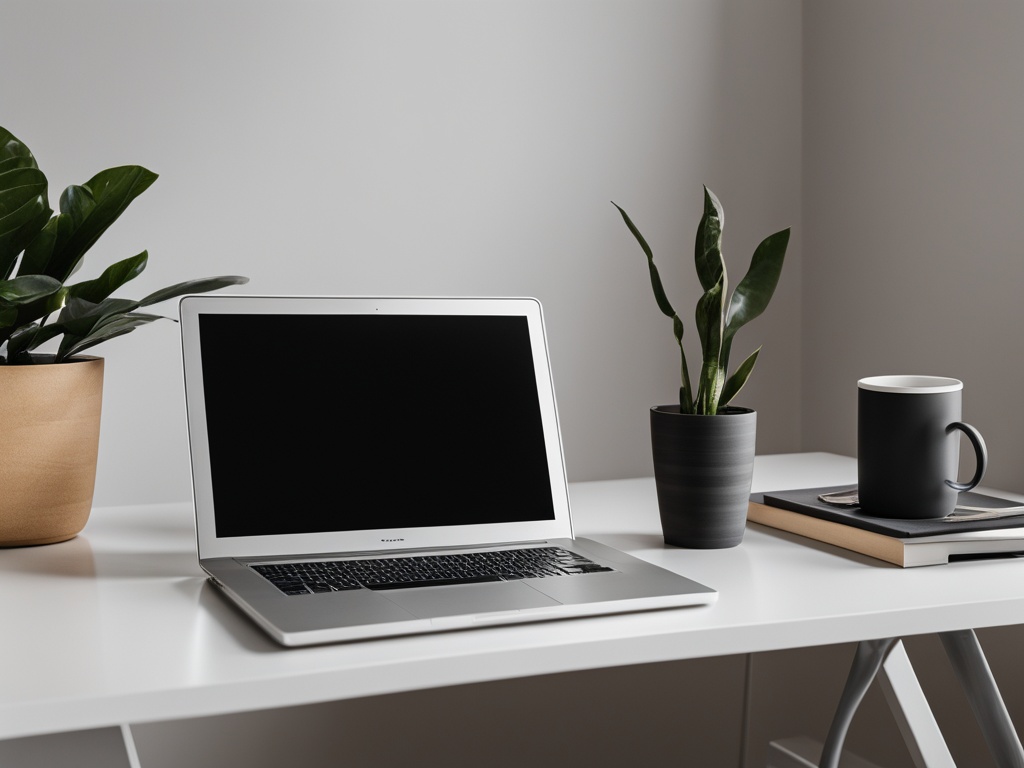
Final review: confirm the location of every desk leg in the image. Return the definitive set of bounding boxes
[876,640,955,768]
[779,632,1023,768]
[819,638,896,768]
[939,629,1024,768]
[120,725,142,768]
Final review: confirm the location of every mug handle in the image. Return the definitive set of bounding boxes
[945,421,988,492]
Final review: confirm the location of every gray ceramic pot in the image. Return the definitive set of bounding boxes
[650,405,756,549]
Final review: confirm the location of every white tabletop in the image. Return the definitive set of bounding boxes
[6,452,1024,741]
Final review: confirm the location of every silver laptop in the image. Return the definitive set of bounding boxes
[179,295,716,646]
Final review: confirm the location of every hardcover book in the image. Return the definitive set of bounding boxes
[748,486,1024,567]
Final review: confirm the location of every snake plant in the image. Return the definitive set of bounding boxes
[613,186,789,415]
[0,126,247,364]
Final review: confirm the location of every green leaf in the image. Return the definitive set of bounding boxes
[720,346,760,407]
[694,277,724,413]
[721,227,789,373]
[139,275,249,307]
[19,206,73,277]
[0,128,42,172]
[0,274,62,306]
[694,186,725,292]
[20,165,157,281]
[5,321,41,360]
[55,313,163,361]
[612,202,699,410]
[695,276,724,364]
[66,251,148,304]
[0,166,51,279]
[55,296,139,333]
[612,202,676,318]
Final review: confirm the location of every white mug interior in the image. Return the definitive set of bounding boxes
[858,375,963,394]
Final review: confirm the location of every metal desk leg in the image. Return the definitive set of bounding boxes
[819,638,897,768]
[876,640,955,768]
[939,629,1024,768]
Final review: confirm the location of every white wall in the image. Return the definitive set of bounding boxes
[3,0,803,507]
[802,0,1024,493]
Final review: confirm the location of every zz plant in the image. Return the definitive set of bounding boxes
[0,126,247,364]
[613,186,789,415]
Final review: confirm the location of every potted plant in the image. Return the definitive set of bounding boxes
[0,126,248,546]
[613,187,789,548]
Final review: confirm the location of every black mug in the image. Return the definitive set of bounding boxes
[858,376,988,519]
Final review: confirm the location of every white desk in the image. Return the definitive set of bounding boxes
[5,452,1024,753]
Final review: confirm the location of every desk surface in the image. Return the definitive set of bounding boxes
[5,452,1024,741]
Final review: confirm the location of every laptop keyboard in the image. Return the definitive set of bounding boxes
[252,546,614,596]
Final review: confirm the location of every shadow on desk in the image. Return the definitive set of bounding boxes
[0,536,203,580]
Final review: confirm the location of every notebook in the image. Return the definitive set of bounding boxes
[179,295,716,646]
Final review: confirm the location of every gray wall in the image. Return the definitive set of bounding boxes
[3,0,803,508]
[8,1,1024,766]
[803,0,1024,494]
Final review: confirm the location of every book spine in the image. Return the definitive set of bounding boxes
[748,502,908,567]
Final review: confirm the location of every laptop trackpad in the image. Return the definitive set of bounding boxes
[381,581,559,619]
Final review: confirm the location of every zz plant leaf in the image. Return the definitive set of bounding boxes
[0,126,248,364]
[614,186,789,415]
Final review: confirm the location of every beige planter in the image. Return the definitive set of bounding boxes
[0,356,103,546]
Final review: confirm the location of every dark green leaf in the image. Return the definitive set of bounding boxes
[672,313,694,412]
[0,128,41,171]
[66,251,149,304]
[138,275,249,307]
[694,277,724,413]
[695,277,724,365]
[721,227,789,372]
[21,165,157,282]
[720,346,761,407]
[5,321,40,359]
[0,166,51,278]
[53,296,140,337]
[55,313,162,361]
[612,202,676,318]
[19,211,71,277]
[0,274,62,306]
[694,187,725,292]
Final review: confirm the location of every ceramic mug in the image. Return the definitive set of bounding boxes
[857,375,988,519]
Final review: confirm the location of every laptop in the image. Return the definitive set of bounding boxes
[179,295,717,646]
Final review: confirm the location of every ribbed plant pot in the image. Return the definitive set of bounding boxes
[650,405,756,549]
[0,356,104,547]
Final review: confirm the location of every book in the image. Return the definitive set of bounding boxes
[748,486,1024,567]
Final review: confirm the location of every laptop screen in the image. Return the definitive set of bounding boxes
[197,312,557,539]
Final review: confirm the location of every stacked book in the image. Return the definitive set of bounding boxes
[748,486,1024,567]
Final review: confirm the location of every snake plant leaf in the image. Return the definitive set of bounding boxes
[0,166,50,279]
[695,276,725,363]
[672,313,694,412]
[721,227,789,372]
[720,346,761,408]
[20,166,158,282]
[694,276,725,413]
[56,312,164,362]
[65,252,149,304]
[694,186,725,293]
[611,202,677,319]
[138,275,249,307]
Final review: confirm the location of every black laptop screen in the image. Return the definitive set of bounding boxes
[197,313,557,538]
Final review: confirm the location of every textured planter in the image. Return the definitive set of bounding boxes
[0,356,103,547]
[650,405,756,549]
